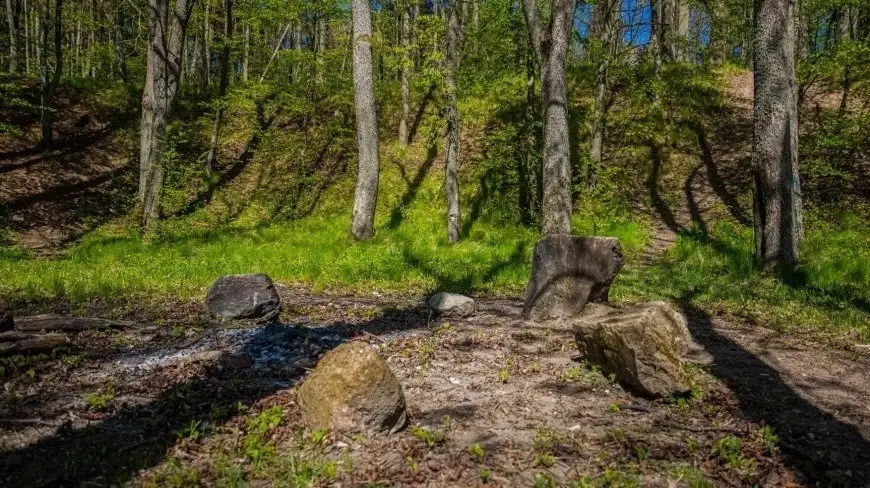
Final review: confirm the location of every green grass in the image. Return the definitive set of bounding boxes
[0,161,649,304]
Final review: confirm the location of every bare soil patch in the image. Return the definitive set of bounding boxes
[1,291,869,487]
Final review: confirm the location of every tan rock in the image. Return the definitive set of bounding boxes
[573,302,692,398]
[296,342,407,435]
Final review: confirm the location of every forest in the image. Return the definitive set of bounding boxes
[0,0,869,484]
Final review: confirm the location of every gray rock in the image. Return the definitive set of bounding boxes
[573,302,692,398]
[428,292,475,317]
[523,235,624,321]
[296,341,407,435]
[206,274,280,321]
[0,299,12,332]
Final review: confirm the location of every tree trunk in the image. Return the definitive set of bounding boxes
[39,0,62,148]
[837,6,856,115]
[6,0,19,73]
[241,22,248,82]
[204,0,231,176]
[650,0,663,70]
[444,2,461,242]
[588,0,619,188]
[195,33,208,93]
[398,2,410,145]
[23,0,28,73]
[676,0,689,60]
[522,0,574,235]
[350,0,380,240]
[315,15,326,84]
[752,0,802,268]
[139,0,194,229]
[114,7,128,81]
[259,22,288,82]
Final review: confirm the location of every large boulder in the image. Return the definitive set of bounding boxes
[296,341,407,435]
[0,300,12,332]
[573,302,692,398]
[206,274,280,321]
[428,292,475,317]
[523,235,624,321]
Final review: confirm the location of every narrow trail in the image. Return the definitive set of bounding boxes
[641,72,755,265]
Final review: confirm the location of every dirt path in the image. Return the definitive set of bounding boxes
[1,292,868,487]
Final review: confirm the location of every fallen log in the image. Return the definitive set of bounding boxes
[14,315,156,334]
[0,332,71,355]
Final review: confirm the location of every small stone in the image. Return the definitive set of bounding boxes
[206,274,280,321]
[296,342,407,435]
[573,302,692,398]
[523,235,624,321]
[427,292,475,317]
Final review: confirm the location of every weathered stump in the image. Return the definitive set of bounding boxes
[523,235,623,321]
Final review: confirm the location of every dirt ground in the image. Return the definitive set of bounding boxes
[1,290,869,487]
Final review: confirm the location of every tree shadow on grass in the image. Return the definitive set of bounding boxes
[173,99,277,218]
[647,142,681,234]
[686,122,752,227]
[0,306,433,487]
[678,290,870,486]
[387,144,438,230]
[399,240,527,294]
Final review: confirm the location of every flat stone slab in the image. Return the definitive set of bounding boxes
[523,235,623,321]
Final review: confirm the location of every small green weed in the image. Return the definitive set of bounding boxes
[468,442,485,459]
[411,424,445,447]
[760,425,779,454]
[633,444,648,461]
[85,383,116,411]
[668,465,715,488]
[176,419,205,441]
[533,452,555,467]
[533,472,556,488]
[712,435,757,475]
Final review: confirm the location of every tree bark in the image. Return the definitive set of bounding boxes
[350,0,380,240]
[676,0,689,60]
[6,0,19,73]
[588,0,619,188]
[314,15,327,84]
[752,0,802,267]
[22,0,28,73]
[521,0,574,235]
[39,0,62,148]
[114,6,128,82]
[259,22,289,82]
[139,0,195,229]
[398,2,410,145]
[204,0,232,176]
[241,22,248,82]
[195,34,208,93]
[444,1,462,242]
